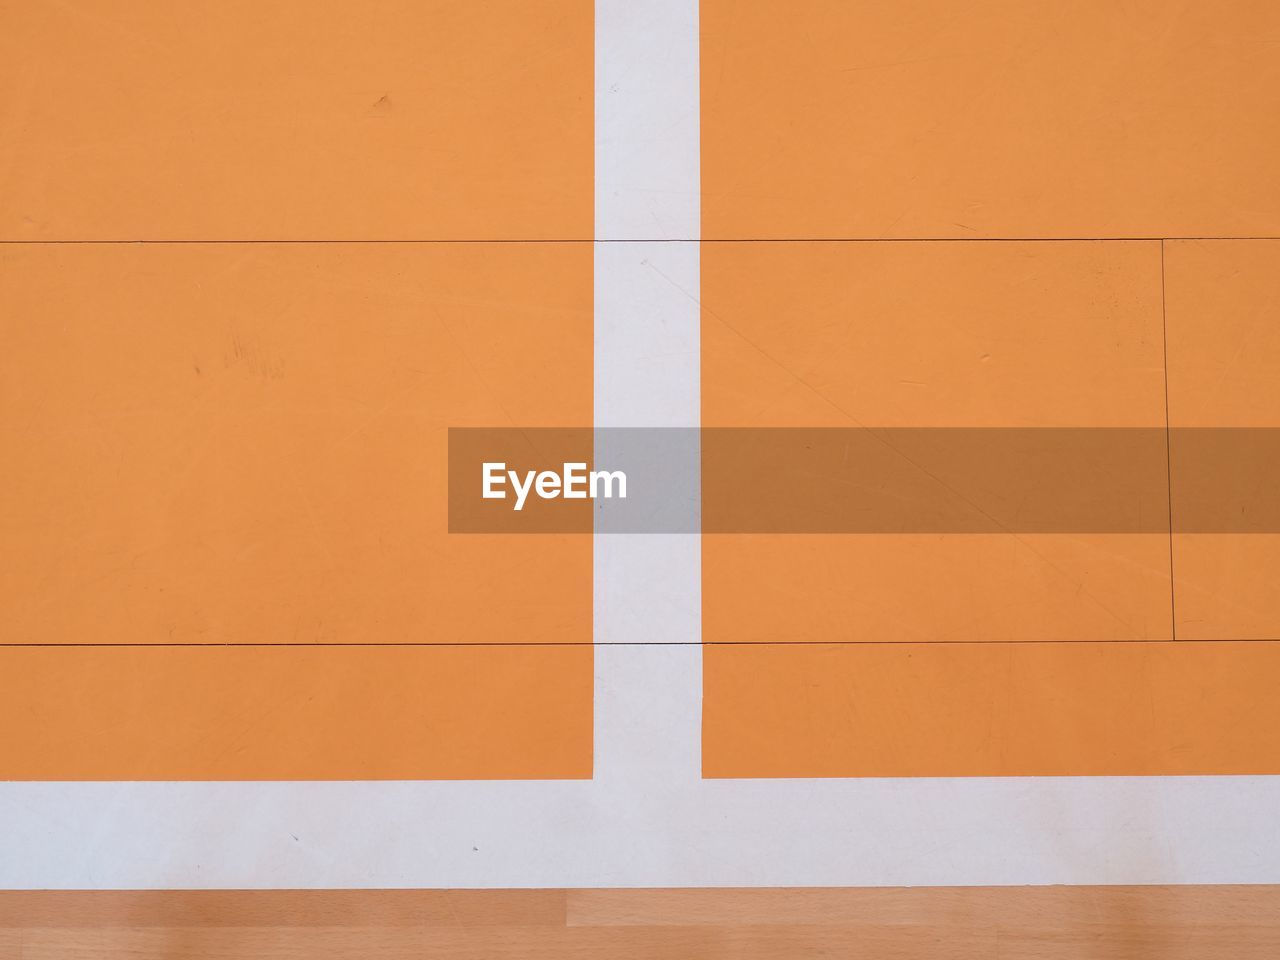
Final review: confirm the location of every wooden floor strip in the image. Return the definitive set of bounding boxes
[1,887,1277,958]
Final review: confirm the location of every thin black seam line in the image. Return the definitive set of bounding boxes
[1161,240,1178,641]
[2,237,1280,245]
[1,639,1275,648]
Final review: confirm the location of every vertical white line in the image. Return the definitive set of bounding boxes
[594,0,702,782]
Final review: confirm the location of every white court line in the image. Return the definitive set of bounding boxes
[2,0,1280,889]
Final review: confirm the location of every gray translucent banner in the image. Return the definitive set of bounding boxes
[448,428,1280,534]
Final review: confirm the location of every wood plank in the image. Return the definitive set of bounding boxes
[0,645,592,780]
[567,885,1280,927]
[1165,239,1280,639]
[703,641,1280,778]
[702,0,1280,239]
[703,240,1171,646]
[0,242,592,649]
[0,891,565,928]
[0,0,592,240]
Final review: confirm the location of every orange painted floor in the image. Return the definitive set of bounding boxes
[3,0,1280,949]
